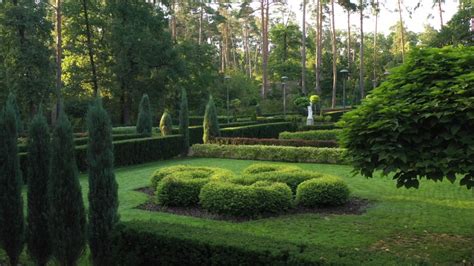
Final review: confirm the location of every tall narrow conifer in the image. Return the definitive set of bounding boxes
[136,94,152,136]
[179,88,189,153]
[202,95,220,143]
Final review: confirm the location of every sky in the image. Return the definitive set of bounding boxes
[283,0,460,34]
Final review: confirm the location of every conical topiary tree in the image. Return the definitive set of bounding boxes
[0,101,24,266]
[179,88,189,154]
[160,111,173,136]
[87,99,119,266]
[202,95,220,143]
[49,111,86,266]
[136,94,152,136]
[27,108,52,266]
[7,93,22,134]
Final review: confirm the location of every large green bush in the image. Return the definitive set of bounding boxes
[295,176,350,207]
[192,144,346,164]
[234,171,323,193]
[150,165,233,188]
[340,46,474,189]
[279,129,341,141]
[199,181,293,217]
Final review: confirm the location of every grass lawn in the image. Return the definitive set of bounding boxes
[2,158,473,265]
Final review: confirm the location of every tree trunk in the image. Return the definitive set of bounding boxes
[301,0,307,95]
[199,0,203,45]
[82,0,99,97]
[55,0,63,120]
[373,0,378,89]
[331,0,337,108]
[170,0,177,42]
[315,0,322,96]
[397,0,405,63]
[438,0,444,28]
[347,10,351,72]
[261,0,269,98]
[359,0,365,100]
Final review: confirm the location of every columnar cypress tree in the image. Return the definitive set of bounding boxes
[27,109,52,266]
[87,99,119,266]
[179,88,189,153]
[49,111,86,266]
[202,95,220,143]
[160,111,173,136]
[7,93,22,134]
[136,94,152,136]
[0,101,24,266]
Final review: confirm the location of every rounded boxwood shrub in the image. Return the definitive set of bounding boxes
[340,46,474,189]
[199,181,293,217]
[233,171,322,193]
[242,163,301,175]
[295,176,350,207]
[151,165,234,206]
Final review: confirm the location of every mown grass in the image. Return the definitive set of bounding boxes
[2,158,473,265]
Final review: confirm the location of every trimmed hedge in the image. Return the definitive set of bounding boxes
[296,176,350,207]
[20,135,183,176]
[242,163,301,175]
[233,171,323,193]
[150,165,233,188]
[279,129,342,141]
[199,181,293,217]
[192,144,346,164]
[221,122,296,139]
[210,137,339,148]
[298,123,338,131]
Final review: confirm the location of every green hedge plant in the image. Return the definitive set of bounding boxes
[242,163,301,175]
[234,171,323,193]
[296,176,350,207]
[340,46,474,189]
[279,129,341,141]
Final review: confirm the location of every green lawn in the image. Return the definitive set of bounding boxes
[2,158,473,265]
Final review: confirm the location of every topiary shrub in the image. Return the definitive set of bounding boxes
[136,94,152,137]
[295,176,350,207]
[242,163,301,175]
[233,171,323,193]
[339,46,474,189]
[151,165,234,206]
[279,129,341,141]
[160,111,173,136]
[199,181,292,217]
[202,96,220,143]
[179,88,190,154]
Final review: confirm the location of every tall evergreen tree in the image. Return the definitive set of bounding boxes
[202,95,220,143]
[49,111,86,266]
[136,94,152,137]
[87,99,119,266]
[160,111,173,136]
[6,93,22,133]
[27,109,52,266]
[179,88,189,154]
[0,100,24,266]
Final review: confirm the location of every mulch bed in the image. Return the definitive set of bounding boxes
[134,187,372,222]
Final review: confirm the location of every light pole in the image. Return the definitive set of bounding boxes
[281,76,288,117]
[224,75,231,124]
[340,69,349,110]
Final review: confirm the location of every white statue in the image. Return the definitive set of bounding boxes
[306,104,314,126]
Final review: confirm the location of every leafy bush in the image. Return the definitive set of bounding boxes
[156,175,210,207]
[340,46,474,189]
[199,181,292,217]
[210,137,339,148]
[233,171,323,193]
[159,111,173,136]
[279,129,341,141]
[242,163,301,175]
[221,122,296,139]
[295,176,350,207]
[192,144,346,164]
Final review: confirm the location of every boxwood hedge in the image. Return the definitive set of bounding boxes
[279,129,342,141]
[295,176,350,207]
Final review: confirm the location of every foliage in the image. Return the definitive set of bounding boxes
[296,177,350,207]
[234,171,324,193]
[48,111,86,266]
[199,181,293,217]
[221,122,296,139]
[309,95,320,104]
[268,23,302,82]
[210,137,339,148]
[159,111,173,136]
[340,46,474,189]
[293,96,309,111]
[298,123,338,131]
[6,93,22,133]
[87,99,119,266]
[242,163,301,175]
[202,96,220,143]
[192,144,346,164]
[0,101,24,266]
[26,110,51,266]
[136,94,152,137]
[429,3,473,47]
[279,129,342,141]
[179,88,189,153]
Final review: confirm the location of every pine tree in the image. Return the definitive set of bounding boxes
[87,99,119,266]
[136,94,152,137]
[0,100,25,266]
[202,95,220,143]
[49,111,86,266]
[160,111,173,136]
[27,109,52,266]
[179,88,189,154]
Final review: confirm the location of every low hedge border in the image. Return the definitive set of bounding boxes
[296,176,350,207]
[191,144,347,164]
[199,181,293,217]
[279,129,342,141]
[210,137,339,148]
[298,123,338,131]
[221,122,296,139]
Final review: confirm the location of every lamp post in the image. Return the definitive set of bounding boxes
[281,76,288,117]
[224,75,231,124]
[340,69,349,110]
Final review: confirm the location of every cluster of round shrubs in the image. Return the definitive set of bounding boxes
[150,163,350,217]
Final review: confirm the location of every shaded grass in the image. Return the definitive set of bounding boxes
[2,158,473,265]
